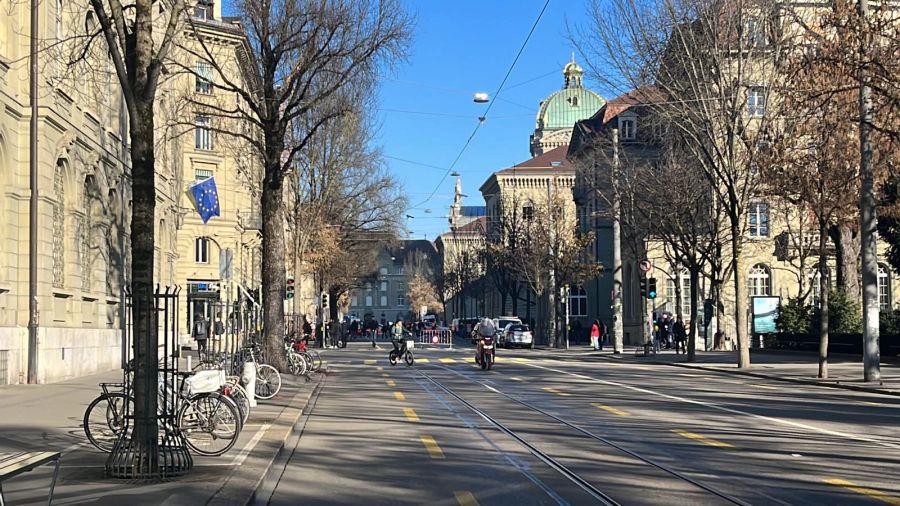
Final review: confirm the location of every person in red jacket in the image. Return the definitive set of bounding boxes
[590,319,602,351]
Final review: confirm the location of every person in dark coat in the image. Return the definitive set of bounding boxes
[673,318,688,354]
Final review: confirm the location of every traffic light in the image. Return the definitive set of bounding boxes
[640,275,648,298]
[321,292,330,312]
[286,277,295,299]
[648,277,658,299]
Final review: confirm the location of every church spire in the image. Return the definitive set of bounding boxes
[563,57,584,89]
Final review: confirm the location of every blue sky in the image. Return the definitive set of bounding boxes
[376,0,609,240]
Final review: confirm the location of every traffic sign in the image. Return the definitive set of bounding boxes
[639,259,652,273]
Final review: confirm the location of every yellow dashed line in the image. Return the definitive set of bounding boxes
[542,387,571,397]
[514,357,532,363]
[393,391,405,401]
[386,380,396,387]
[381,373,390,378]
[672,429,735,448]
[454,491,480,506]
[418,358,430,364]
[439,358,457,364]
[420,435,445,459]
[376,366,384,371]
[593,403,630,416]
[510,376,524,382]
[403,407,420,422]
[825,479,900,505]
[364,360,376,365]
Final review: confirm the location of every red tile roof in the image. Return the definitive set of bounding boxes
[497,145,572,174]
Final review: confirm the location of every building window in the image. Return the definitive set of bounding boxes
[747,87,766,117]
[568,286,588,317]
[748,263,771,297]
[748,201,769,237]
[666,272,692,316]
[523,204,534,221]
[619,118,636,140]
[195,237,209,263]
[380,295,387,307]
[380,281,388,292]
[195,115,212,150]
[351,292,358,307]
[52,161,66,288]
[397,292,407,307]
[379,267,388,275]
[195,168,213,181]
[195,61,213,94]
[878,264,891,310]
[194,0,214,19]
[744,16,768,47]
[365,295,373,307]
[808,266,829,307]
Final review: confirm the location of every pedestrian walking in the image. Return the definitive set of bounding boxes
[598,318,607,350]
[673,318,687,354]
[590,319,602,351]
[192,313,210,359]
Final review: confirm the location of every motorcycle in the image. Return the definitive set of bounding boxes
[475,335,495,370]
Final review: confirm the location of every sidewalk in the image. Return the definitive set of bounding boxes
[0,364,324,505]
[616,348,900,396]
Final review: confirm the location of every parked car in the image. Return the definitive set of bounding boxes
[493,317,522,336]
[501,323,534,348]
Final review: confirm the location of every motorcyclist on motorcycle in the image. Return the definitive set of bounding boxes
[474,317,496,363]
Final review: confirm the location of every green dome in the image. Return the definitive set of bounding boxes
[536,87,606,130]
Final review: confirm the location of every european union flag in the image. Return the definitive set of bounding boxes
[189,176,221,224]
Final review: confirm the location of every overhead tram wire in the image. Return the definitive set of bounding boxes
[410,0,553,210]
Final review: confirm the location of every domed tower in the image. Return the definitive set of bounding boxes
[530,57,605,157]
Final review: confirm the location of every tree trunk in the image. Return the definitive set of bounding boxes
[818,218,829,379]
[688,267,700,361]
[129,99,159,472]
[261,161,287,371]
[829,222,861,302]
[730,216,750,368]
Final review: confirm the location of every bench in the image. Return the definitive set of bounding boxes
[0,452,60,506]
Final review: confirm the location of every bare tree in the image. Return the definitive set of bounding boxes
[175,0,412,367]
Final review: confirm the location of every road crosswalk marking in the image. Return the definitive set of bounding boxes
[418,358,430,363]
[825,478,900,505]
[393,391,405,401]
[386,380,396,387]
[420,436,445,459]
[672,429,734,448]
[454,491,480,506]
[403,407,420,422]
[439,358,457,364]
[364,360,376,365]
[593,403,630,416]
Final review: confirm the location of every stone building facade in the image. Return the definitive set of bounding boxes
[0,0,261,383]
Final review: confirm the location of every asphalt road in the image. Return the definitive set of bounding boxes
[265,343,900,505]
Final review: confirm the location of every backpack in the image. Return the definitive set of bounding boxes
[214,320,225,336]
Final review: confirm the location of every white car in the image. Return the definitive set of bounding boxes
[501,323,534,348]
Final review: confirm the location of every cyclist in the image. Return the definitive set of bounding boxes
[391,320,409,356]
[473,317,496,363]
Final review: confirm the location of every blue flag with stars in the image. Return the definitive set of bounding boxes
[189,176,221,224]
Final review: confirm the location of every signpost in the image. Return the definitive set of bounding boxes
[639,259,652,274]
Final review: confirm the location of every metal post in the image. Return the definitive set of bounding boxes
[26,0,40,384]
[564,285,570,350]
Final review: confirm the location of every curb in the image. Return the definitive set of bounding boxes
[647,360,900,398]
[206,369,327,506]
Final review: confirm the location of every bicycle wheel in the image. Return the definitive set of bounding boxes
[225,377,251,425]
[404,350,414,366]
[288,352,307,376]
[389,350,398,365]
[178,392,242,456]
[255,364,282,400]
[84,392,131,452]
[306,350,323,371]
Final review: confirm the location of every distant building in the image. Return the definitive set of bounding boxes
[530,58,605,157]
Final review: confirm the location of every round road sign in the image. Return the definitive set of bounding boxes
[639,259,652,273]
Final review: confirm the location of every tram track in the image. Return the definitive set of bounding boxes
[416,365,751,506]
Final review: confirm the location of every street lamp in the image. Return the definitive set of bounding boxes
[473,92,489,103]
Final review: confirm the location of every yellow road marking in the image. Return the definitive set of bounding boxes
[825,479,900,505]
[593,403,630,416]
[510,376,524,382]
[542,387,571,397]
[420,435,445,459]
[376,366,384,371]
[418,358,430,364]
[376,345,384,350]
[514,357,532,363]
[672,429,734,448]
[393,391,405,401]
[386,380,396,387]
[381,373,390,378]
[454,491,480,506]
[439,358,457,364]
[403,407,420,422]
[364,360,376,365]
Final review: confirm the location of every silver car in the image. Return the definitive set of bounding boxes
[501,323,533,348]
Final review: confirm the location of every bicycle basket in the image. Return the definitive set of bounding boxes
[185,369,227,395]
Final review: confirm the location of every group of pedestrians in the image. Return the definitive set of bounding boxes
[656,314,688,354]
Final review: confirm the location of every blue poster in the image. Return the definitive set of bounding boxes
[752,296,780,334]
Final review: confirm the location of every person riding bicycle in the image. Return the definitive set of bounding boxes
[391,320,409,356]
[473,317,496,362]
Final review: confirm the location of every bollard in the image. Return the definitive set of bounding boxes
[242,361,258,408]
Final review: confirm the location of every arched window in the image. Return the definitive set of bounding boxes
[568,286,588,317]
[52,160,66,288]
[808,265,830,307]
[878,264,891,310]
[748,263,771,297]
[624,263,633,319]
[81,176,97,293]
